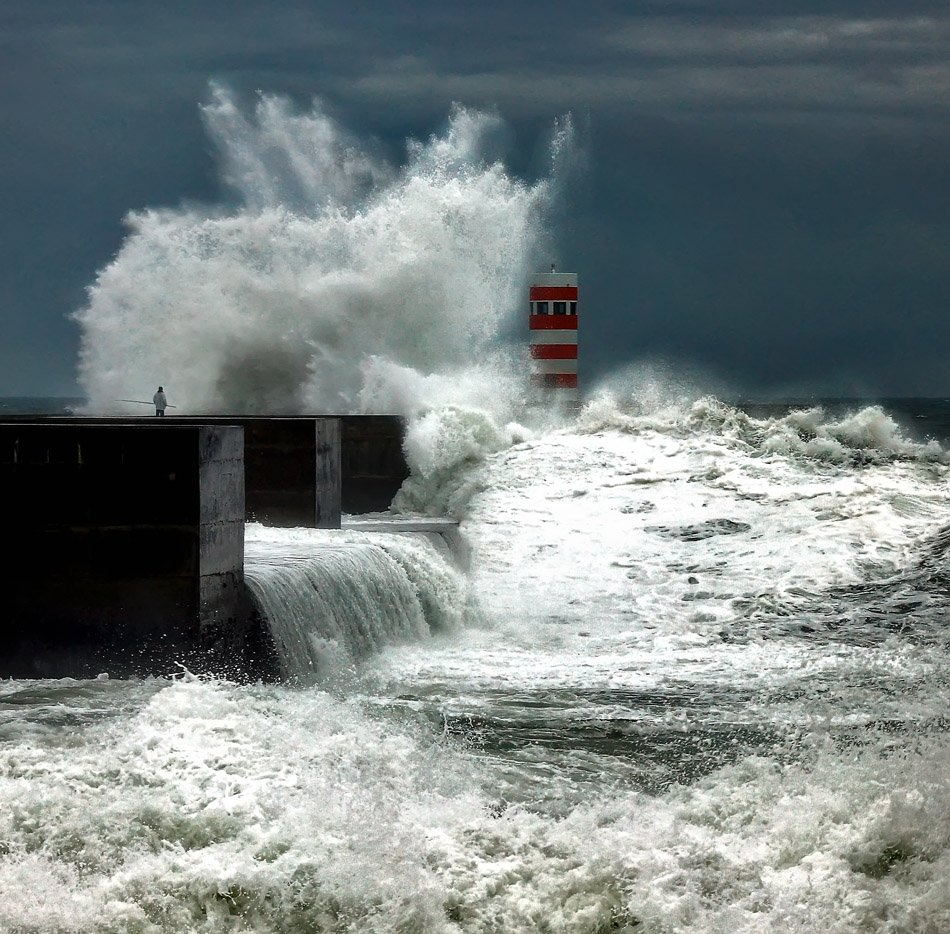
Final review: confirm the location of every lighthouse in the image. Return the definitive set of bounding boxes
[529,268,578,404]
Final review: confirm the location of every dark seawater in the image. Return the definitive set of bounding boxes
[0,396,84,416]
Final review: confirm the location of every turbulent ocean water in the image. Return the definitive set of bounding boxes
[3,395,950,932]
[4,92,950,932]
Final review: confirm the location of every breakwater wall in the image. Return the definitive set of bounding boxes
[1,415,409,523]
[0,416,410,679]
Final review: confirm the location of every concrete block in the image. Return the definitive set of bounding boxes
[339,415,408,514]
[0,414,404,520]
[315,418,341,528]
[0,423,267,679]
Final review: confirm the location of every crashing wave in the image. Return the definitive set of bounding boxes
[575,391,947,466]
[74,88,569,419]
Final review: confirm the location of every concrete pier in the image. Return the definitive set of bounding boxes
[151,415,408,520]
[208,417,342,528]
[340,416,408,514]
[1,415,409,523]
[0,423,273,679]
[0,414,411,680]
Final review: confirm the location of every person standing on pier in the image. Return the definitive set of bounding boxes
[153,386,168,416]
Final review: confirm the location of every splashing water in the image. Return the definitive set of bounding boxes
[243,525,474,684]
[74,87,566,418]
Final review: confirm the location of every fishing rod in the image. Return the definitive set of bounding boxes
[116,399,178,408]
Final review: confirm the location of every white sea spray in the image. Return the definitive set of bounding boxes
[73,89,566,420]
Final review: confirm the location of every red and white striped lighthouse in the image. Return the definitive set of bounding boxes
[529,268,578,403]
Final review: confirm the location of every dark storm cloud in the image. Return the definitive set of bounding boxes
[1,0,949,395]
[324,6,950,125]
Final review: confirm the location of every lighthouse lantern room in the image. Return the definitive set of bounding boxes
[529,269,578,403]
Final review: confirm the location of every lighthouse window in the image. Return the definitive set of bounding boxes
[535,301,549,315]
[553,301,566,315]
[569,301,577,315]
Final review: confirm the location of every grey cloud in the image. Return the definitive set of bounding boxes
[339,59,950,125]
[606,15,950,65]
[293,8,950,128]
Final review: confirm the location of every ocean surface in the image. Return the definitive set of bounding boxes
[0,397,84,416]
[2,395,950,932]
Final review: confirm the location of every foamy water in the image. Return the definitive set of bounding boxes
[244,524,474,684]
[4,399,950,932]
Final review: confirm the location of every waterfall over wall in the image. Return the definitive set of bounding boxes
[244,525,472,683]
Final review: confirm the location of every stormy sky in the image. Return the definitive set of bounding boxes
[2,1,949,398]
